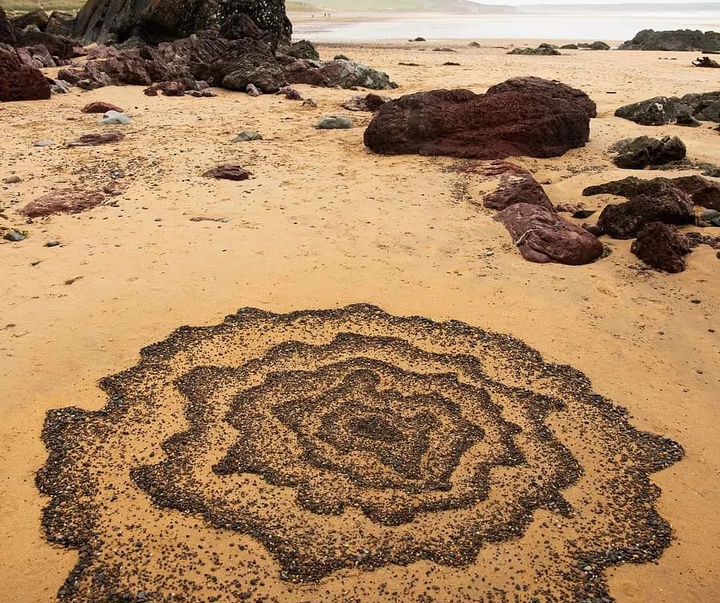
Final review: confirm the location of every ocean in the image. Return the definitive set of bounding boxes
[292,10,720,42]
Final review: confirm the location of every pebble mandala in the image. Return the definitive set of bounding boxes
[37,304,683,603]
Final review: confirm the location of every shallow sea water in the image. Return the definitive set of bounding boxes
[293,11,720,42]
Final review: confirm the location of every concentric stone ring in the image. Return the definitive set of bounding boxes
[37,304,683,602]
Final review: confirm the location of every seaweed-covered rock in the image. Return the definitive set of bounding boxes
[364,78,595,159]
[631,222,691,273]
[288,39,319,60]
[495,203,603,265]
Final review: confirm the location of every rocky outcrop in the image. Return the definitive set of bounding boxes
[59,34,287,93]
[619,29,720,52]
[611,136,686,169]
[583,175,720,211]
[579,41,611,50]
[495,203,604,265]
[630,222,691,273]
[364,78,595,159]
[0,43,52,102]
[73,0,292,45]
[615,91,720,125]
[10,8,49,31]
[283,58,397,90]
[0,7,16,46]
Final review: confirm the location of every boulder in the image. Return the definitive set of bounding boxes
[317,115,353,129]
[615,91,720,125]
[284,58,396,90]
[612,136,686,169]
[631,222,691,273]
[19,188,105,217]
[73,0,292,45]
[14,28,79,61]
[560,44,579,50]
[205,39,286,92]
[341,93,390,112]
[495,203,603,265]
[288,39,319,60]
[583,175,720,211]
[0,43,52,102]
[364,78,595,159]
[508,43,561,55]
[203,164,251,180]
[614,96,680,126]
[619,29,720,52]
[596,189,695,239]
[45,11,76,37]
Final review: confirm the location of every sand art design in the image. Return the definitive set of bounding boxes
[37,304,683,602]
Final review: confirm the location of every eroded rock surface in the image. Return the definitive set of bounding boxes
[0,42,51,102]
[495,203,604,265]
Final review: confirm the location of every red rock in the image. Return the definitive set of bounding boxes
[66,132,126,147]
[203,164,252,181]
[496,203,604,265]
[364,78,594,159]
[0,43,51,102]
[160,81,185,96]
[19,188,104,217]
[483,172,554,211]
[81,101,124,113]
[631,222,691,273]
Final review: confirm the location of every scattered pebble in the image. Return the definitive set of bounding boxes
[3,230,25,242]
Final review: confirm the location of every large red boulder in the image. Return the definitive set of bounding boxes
[364,78,595,159]
[0,43,51,102]
[495,203,604,265]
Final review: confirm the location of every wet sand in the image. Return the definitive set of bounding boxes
[1,41,719,602]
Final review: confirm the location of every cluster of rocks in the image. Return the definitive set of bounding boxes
[455,161,603,266]
[1,1,395,103]
[583,175,720,272]
[560,41,611,51]
[619,29,720,52]
[507,43,560,56]
[615,91,720,126]
[364,77,595,159]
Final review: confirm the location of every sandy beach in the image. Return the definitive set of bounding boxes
[1,37,719,603]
